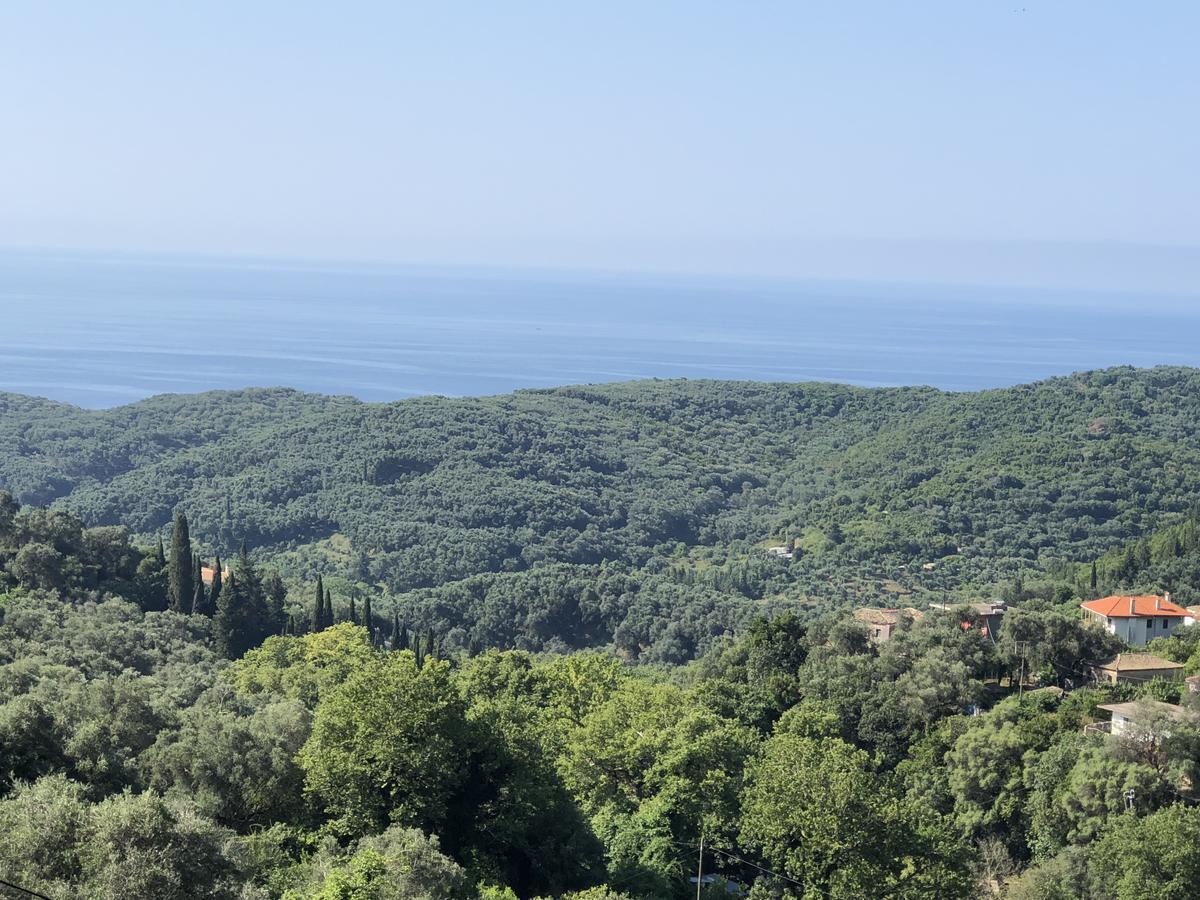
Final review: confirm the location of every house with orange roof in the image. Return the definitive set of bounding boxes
[1080,593,1189,647]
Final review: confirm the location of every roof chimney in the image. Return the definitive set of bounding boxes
[1129,597,1135,616]
[1165,591,1172,607]
[1156,595,1162,610]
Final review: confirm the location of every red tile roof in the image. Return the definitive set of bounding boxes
[1081,594,1189,618]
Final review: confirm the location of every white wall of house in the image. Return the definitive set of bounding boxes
[1091,612,1182,647]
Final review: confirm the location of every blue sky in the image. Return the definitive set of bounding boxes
[1,1,1197,286]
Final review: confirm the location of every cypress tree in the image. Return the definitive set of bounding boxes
[215,546,270,658]
[413,632,424,669]
[389,612,401,649]
[168,511,194,613]
[349,596,357,625]
[208,556,223,617]
[426,628,437,662]
[324,588,334,627]
[362,594,373,634]
[215,572,239,657]
[311,575,325,632]
[1090,560,1098,595]
[191,571,205,615]
[264,570,287,635]
[154,536,167,569]
[399,625,409,651]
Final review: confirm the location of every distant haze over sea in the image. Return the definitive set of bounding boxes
[3,250,1199,409]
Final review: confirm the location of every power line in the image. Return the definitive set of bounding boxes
[0,876,55,900]
[671,838,816,894]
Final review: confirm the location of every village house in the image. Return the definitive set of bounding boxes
[1080,593,1189,647]
[853,607,924,644]
[1091,652,1185,686]
[928,599,1007,640]
[1093,698,1190,738]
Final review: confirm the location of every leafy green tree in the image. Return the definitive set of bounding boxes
[226,624,377,709]
[140,685,311,829]
[285,827,471,900]
[0,694,65,789]
[1087,804,1200,900]
[297,653,470,836]
[0,775,245,899]
[740,732,970,898]
[560,679,758,893]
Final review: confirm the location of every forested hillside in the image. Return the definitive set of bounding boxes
[4,367,1200,661]
[2,498,1199,898]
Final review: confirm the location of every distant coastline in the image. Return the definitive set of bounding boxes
[3,250,1199,409]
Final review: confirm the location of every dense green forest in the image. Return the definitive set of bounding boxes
[2,492,1200,898]
[5,366,1200,661]
[6,367,1200,897]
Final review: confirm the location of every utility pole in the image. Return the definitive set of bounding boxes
[696,831,704,900]
[1014,640,1029,698]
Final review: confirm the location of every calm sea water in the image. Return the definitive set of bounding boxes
[2,251,1199,408]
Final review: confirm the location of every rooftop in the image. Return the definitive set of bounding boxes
[853,607,924,626]
[1097,699,1191,721]
[1097,653,1185,673]
[1081,594,1189,619]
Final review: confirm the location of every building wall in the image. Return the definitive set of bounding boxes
[1092,612,1183,648]
[1099,667,1184,685]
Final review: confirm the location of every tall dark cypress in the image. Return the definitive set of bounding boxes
[168,511,194,613]
[215,572,239,656]
[215,545,270,658]
[263,570,287,635]
[413,632,424,669]
[390,612,401,649]
[311,575,325,632]
[324,588,334,628]
[349,596,357,625]
[155,536,167,569]
[208,556,223,617]
[362,595,373,635]
[191,555,205,615]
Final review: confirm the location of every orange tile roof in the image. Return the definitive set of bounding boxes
[1081,594,1189,618]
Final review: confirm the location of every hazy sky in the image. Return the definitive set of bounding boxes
[2,2,1197,285]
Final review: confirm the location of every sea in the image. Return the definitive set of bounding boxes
[2,250,1199,409]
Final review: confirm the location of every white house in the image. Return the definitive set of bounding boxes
[1095,699,1190,737]
[1080,593,1190,647]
